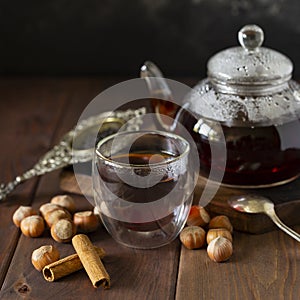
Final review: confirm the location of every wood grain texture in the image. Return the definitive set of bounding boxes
[176,225,300,300]
[60,169,93,197]
[0,77,180,300]
[1,176,180,299]
[1,77,299,300]
[0,78,69,286]
[1,229,180,299]
[0,77,107,292]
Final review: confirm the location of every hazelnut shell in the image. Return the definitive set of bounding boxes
[12,206,37,227]
[73,211,99,233]
[187,205,210,227]
[50,219,76,243]
[207,236,233,262]
[39,203,61,217]
[44,208,71,228]
[31,245,60,271]
[180,226,206,250]
[50,195,76,214]
[20,215,45,237]
[208,215,233,233]
[206,228,233,244]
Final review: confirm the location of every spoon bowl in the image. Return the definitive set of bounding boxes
[228,194,300,242]
[228,194,274,214]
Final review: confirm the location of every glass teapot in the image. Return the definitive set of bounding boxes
[142,24,300,188]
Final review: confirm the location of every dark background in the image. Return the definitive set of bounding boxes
[1,0,300,78]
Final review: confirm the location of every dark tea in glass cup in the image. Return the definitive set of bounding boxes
[92,130,195,249]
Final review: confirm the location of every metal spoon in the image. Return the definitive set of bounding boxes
[140,61,174,131]
[140,61,173,101]
[140,61,189,132]
[228,194,300,242]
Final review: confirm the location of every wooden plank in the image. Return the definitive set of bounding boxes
[1,216,180,299]
[0,76,103,293]
[0,78,69,286]
[60,171,300,234]
[0,77,181,299]
[1,169,180,299]
[176,225,300,300]
[0,77,102,289]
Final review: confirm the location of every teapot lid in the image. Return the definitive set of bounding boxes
[207,24,293,95]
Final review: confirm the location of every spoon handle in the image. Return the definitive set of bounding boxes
[265,206,300,242]
[140,61,173,99]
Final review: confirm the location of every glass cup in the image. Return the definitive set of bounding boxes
[92,130,195,249]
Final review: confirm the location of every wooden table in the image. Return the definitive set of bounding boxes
[0,77,299,299]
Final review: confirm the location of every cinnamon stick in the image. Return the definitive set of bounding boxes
[42,247,105,282]
[72,234,110,289]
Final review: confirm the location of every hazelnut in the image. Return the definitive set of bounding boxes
[73,211,100,233]
[207,236,233,262]
[20,215,45,237]
[12,206,37,227]
[208,215,233,233]
[206,228,233,244]
[186,205,210,227]
[50,195,76,214]
[44,208,71,228]
[31,245,60,271]
[179,226,206,250]
[39,203,61,217]
[50,219,76,243]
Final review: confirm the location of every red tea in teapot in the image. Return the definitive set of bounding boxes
[200,119,300,187]
[154,99,300,187]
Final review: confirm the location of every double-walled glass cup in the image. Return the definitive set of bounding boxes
[93,130,194,249]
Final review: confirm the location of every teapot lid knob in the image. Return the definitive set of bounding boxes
[238,24,264,52]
